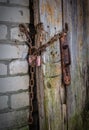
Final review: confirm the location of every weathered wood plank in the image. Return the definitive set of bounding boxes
[44,76,62,130]
[34,0,64,130]
[40,0,63,129]
[63,0,89,130]
[34,1,46,130]
[34,0,89,130]
[42,62,61,77]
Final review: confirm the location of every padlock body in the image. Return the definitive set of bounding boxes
[36,56,41,66]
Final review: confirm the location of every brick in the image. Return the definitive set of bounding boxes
[0,6,29,23]
[0,44,28,60]
[0,25,7,40]
[9,60,28,75]
[9,0,29,6]
[0,75,29,93]
[0,109,29,129]
[0,0,7,2]
[11,27,27,42]
[11,92,29,109]
[0,63,7,75]
[0,96,8,109]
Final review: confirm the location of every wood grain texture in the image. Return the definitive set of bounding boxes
[63,0,89,130]
[34,0,89,130]
[35,0,64,130]
[39,0,63,130]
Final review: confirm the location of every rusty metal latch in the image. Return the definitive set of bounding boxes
[60,32,71,86]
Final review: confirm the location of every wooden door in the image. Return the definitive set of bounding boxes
[33,0,89,130]
[63,0,89,130]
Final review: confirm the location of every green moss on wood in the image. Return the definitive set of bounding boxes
[69,107,89,130]
[43,77,62,130]
[69,113,83,130]
[82,101,89,130]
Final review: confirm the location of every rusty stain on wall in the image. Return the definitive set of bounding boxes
[41,1,61,27]
[41,2,54,16]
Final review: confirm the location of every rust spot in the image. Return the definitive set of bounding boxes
[46,3,54,16]
[41,2,54,15]
[41,2,55,24]
[41,2,62,26]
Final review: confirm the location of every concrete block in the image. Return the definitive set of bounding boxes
[9,0,29,6]
[9,60,28,75]
[0,25,7,40]
[0,109,29,129]
[0,63,7,75]
[11,27,27,42]
[11,92,29,109]
[0,44,28,60]
[0,96,8,109]
[0,6,29,23]
[0,75,29,93]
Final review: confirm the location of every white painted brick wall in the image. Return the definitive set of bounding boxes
[0,44,28,60]
[0,109,29,129]
[0,25,7,40]
[11,92,29,109]
[0,75,29,93]
[0,63,7,75]
[0,6,29,23]
[9,0,29,6]
[0,2,30,129]
[9,60,28,75]
[10,27,27,42]
[0,96,8,110]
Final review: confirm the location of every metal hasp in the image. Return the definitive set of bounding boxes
[60,32,71,86]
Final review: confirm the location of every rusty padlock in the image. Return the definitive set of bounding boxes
[28,55,41,67]
[36,56,41,66]
[28,55,37,66]
[28,46,37,66]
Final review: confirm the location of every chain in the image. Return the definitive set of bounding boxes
[29,45,35,124]
[33,32,66,55]
[19,24,67,58]
[19,24,36,124]
[19,24,67,124]
[29,66,35,124]
[19,24,33,48]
